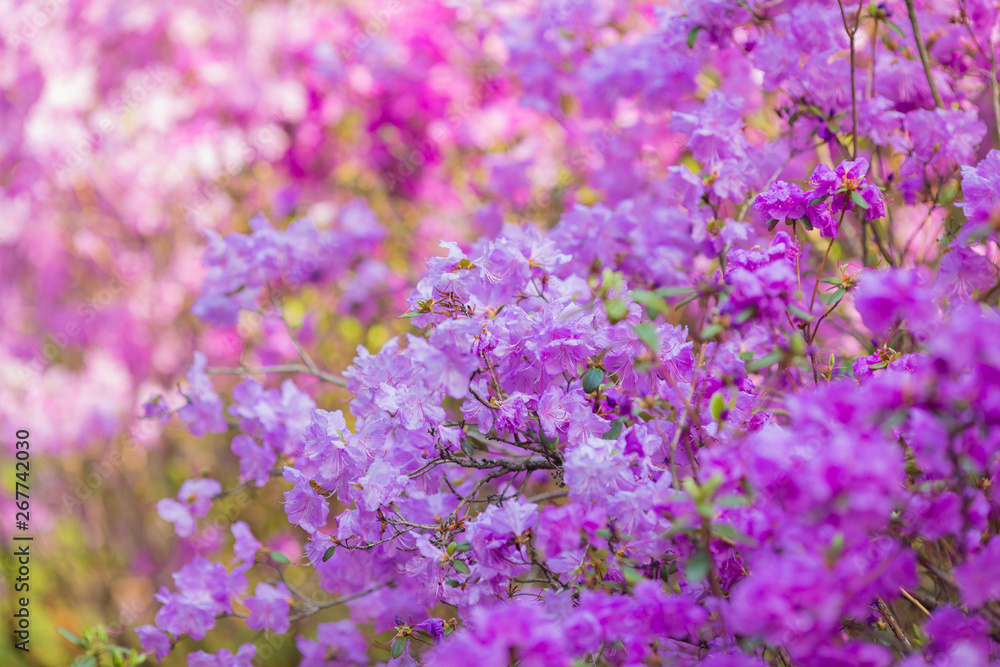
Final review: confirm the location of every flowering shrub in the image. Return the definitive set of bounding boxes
[9,0,1000,665]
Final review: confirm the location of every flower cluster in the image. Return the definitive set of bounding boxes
[14,0,1000,665]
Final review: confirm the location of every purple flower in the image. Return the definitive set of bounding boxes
[858,181,886,220]
[172,557,232,615]
[244,583,291,635]
[187,644,256,667]
[231,521,261,563]
[959,149,1000,223]
[954,537,1000,608]
[231,435,277,488]
[154,590,216,641]
[178,353,227,436]
[282,467,329,533]
[477,499,539,537]
[296,621,369,667]
[805,199,838,237]
[156,478,221,538]
[753,180,808,222]
[229,378,316,456]
[670,90,747,164]
[142,396,171,423]
[135,624,171,660]
[854,268,937,338]
[809,162,840,200]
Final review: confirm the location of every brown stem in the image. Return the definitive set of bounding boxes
[861,218,869,266]
[207,363,347,386]
[991,50,1000,146]
[876,597,913,651]
[809,234,839,312]
[904,0,945,108]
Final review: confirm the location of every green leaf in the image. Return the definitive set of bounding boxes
[399,310,421,319]
[747,350,783,372]
[712,523,757,545]
[820,287,847,305]
[709,392,726,422]
[322,546,336,562]
[734,306,756,324]
[687,25,703,48]
[391,637,408,659]
[850,190,870,210]
[886,20,906,38]
[453,540,473,553]
[270,550,291,565]
[685,551,711,582]
[541,430,559,451]
[58,627,86,648]
[622,566,643,585]
[602,418,625,440]
[452,560,471,574]
[716,494,750,508]
[581,368,605,394]
[868,361,889,370]
[788,304,814,321]
[655,286,696,297]
[72,658,97,667]
[675,294,699,308]
[605,298,629,324]
[736,351,754,361]
[634,322,659,352]
[460,438,474,457]
[808,195,827,207]
[820,277,842,285]
[700,323,724,340]
[445,579,461,587]
[631,290,669,315]
[595,528,613,539]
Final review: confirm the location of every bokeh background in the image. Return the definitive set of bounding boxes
[0,1,667,664]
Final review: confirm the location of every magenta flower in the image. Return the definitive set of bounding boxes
[156,478,221,538]
[296,621,369,667]
[178,353,227,436]
[244,583,291,635]
[187,644,256,667]
[282,467,329,533]
[135,625,171,660]
[959,150,1000,223]
[753,180,808,222]
[231,521,261,564]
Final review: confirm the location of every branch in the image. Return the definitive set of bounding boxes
[288,582,391,622]
[876,597,912,651]
[904,0,945,108]
[207,363,347,387]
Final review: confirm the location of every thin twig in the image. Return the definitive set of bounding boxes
[904,0,944,108]
[876,597,912,650]
[207,363,347,387]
